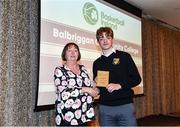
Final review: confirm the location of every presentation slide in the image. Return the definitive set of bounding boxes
[36,0,143,107]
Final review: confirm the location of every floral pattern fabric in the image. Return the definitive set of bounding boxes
[54,64,95,126]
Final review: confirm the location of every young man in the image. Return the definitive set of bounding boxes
[93,27,141,126]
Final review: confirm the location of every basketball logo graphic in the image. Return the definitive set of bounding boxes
[83,2,98,25]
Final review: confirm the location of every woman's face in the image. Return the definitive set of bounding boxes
[65,45,79,62]
[98,32,113,50]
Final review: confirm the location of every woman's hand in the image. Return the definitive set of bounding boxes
[82,87,99,97]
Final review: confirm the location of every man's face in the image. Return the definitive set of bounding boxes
[98,32,113,50]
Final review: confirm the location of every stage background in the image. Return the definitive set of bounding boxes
[37,0,143,108]
[0,0,179,126]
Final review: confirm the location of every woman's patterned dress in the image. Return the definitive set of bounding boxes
[54,64,95,125]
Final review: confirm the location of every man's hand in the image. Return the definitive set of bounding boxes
[106,83,122,93]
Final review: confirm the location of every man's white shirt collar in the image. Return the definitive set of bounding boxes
[102,48,116,57]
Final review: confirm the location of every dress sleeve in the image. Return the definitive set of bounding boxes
[54,67,83,99]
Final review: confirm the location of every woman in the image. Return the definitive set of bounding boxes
[54,42,98,126]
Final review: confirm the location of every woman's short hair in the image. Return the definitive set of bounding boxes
[61,42,81,61]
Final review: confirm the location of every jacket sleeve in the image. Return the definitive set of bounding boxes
[121,53,141,89]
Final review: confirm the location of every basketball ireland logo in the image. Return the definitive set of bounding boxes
[83,2,98,25]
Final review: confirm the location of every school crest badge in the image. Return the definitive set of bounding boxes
[112,58,120,65]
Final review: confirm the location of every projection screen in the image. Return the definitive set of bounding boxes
[35,0,143,111]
